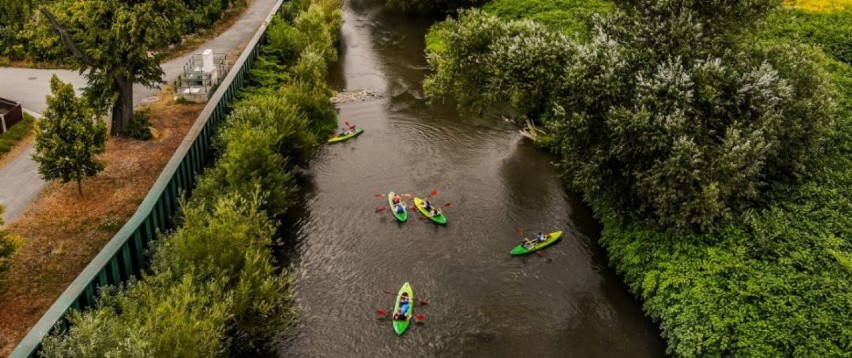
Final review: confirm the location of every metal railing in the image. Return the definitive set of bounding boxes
[10,0,284,355]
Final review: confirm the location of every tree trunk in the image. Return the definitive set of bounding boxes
[76,175,83,197]
[110,77,134,136]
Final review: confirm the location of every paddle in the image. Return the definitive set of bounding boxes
[430,189,438,197]
[374,193,385,197]
[376,206,389,212]
[376,309,388,317]
[414,314,426,324]
[536,250,544,257]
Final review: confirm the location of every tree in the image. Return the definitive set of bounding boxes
[33,75,107,196]
[425,4,835,231]
[37,0,184,136]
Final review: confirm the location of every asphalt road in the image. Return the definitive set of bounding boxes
[0,0,280,224]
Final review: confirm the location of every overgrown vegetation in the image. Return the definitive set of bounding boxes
[0,0,246,62]
[123,108,154,141]
[0,205,23,287]
[39,0,341,355]
[0,113,35,160]
[384,0,484,13]
[425,0,852,355]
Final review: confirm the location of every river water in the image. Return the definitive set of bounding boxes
[276,0,665,356]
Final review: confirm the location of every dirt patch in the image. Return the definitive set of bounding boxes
[0,87,204,356]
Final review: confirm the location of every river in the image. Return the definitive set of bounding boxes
[276,0,666,356]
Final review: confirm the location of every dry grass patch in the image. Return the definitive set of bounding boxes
[0,87,204,356]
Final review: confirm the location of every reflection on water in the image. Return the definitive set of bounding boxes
[277,0,665,356]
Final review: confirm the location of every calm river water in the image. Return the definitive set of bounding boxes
[276,0,665,356]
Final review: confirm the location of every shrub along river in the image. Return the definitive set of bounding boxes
[276,0,665,356]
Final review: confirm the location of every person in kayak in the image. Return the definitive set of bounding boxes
[522,238,536,249]
[395,203,405,213]
[348,123,357,132]
[429,207,442,217]
[423,198,432,211]
[535,232,547,243]
[394,293,411,320]
[392,194,401,204]
[338,128,349,137]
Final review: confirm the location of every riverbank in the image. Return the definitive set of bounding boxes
[0,89,204,355]
[425,1,851,355]
[36,0,342,355]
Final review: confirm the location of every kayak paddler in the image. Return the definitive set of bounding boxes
[394,293,411,320]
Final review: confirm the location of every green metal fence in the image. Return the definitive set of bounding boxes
[10,1,284,356]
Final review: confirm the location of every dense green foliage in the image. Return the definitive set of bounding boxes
[426,4,834,231]
[39,0,340,355]
[426,0,851,355]
[763,7,852,65]
[482,0,615,36]
[33,75,107,196]
[385,0,483,13]
[124,108,154,141]
[0,0,246,61]
[0,113,35,159]
[0,205,23,287]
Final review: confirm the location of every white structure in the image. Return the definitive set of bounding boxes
[175,49,229,103]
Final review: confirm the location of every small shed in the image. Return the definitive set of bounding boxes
[0,97,23,134]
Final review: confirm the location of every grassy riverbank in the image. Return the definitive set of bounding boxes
[426,0,851,355]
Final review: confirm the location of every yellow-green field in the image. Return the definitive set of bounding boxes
[785,0,851,12]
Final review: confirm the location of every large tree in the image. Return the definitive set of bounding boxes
[425,2,836,231]
[38,0,184,136]
[33,75,107,196]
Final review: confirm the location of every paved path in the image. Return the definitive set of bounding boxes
[0,0,279,224]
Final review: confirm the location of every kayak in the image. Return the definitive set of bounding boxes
[413,197,447,225]
[327,128,364,143]
[387,191,408,222]
[393,282,414,336]
[510,231,563,256]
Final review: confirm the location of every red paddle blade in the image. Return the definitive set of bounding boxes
[345,121,351,126]
[403,193,413,198]
[516,228,525,235]
[430,189,438,196]
[414,314,425,324]
[382,290,393,295]
[376,207,389,212]
[374,193,384,197]
[376,309,387,316]
[536,250,543,257]
[443,202,452,207]
[418,299,429,306]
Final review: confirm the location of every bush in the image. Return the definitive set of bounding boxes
[123,108,154,140]
[0,205,23,286]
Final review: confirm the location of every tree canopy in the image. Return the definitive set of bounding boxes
[31,0,185,136]
[425,2,836,231]
[33,75,107,195]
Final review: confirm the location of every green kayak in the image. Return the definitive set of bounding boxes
[393,282,414,336]
[413,197,447,225]
[510,231,563,256]
[387,191,408,222]
[327,128,364,143]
